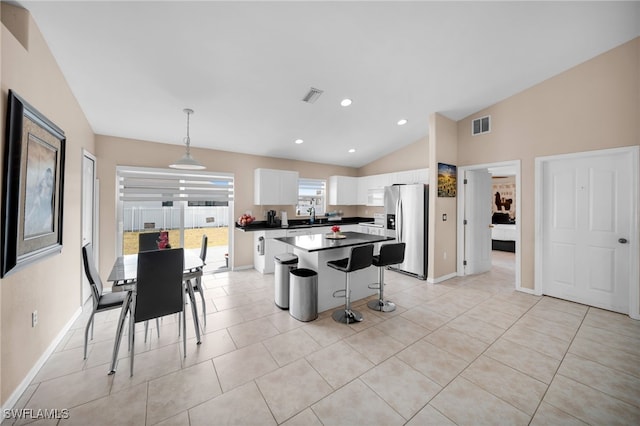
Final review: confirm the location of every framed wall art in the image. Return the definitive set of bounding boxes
[437,162,457,197]
[2,90,66,277]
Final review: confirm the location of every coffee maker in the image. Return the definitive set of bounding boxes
[266,210,277,226]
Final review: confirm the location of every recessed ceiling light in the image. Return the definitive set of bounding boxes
[348,148,356,153]
[340,98,352,107]
[294,139,304,144]
[397,119,408,126]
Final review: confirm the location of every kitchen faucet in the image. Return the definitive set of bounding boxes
[308,202,316,224]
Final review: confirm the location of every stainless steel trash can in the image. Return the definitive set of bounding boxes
[289,268,318,322]
[274,253,298,309]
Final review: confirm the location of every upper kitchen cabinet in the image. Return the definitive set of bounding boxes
[254,168,299,205]
[329,175,358,205]
[396,168,428,184]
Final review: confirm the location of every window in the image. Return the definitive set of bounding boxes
[297,178,326,217]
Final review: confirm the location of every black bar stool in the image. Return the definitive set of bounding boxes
[327,244,374,324]
[367,242,405,312]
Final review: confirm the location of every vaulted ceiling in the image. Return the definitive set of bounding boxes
[16,1,640,167]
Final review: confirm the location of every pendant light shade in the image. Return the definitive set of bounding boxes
[169,108,205,170]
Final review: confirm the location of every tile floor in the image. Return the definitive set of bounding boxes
[4,251,640,425]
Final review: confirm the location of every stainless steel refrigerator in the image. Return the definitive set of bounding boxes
[384,184,428,279]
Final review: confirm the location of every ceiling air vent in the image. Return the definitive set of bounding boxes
[302,87,324,103]
[472,115,491,135]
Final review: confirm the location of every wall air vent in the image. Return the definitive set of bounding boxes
[302,87,324,103]
[472,115,491,135]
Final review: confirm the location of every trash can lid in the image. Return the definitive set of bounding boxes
[290,268,317,277]
[274,253,298,264]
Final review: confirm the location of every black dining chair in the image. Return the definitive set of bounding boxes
[328,244,374,324]
[81,243,129,360]
[128,248,186,376]
[138,232,161,252]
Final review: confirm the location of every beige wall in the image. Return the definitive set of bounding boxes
[357,136,428,176]
[95,135,358,276]
[0,4,95,405]
[457,37,640,290]
[428,114,458,280]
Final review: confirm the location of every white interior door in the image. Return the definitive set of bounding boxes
[464,169,493,274]
[541,150,633,314]
[81,151,97,304]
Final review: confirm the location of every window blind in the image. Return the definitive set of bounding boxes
[117,166,234,203]
[298,178,325,196]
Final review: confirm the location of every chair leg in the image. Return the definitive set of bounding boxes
[83,310,96,360]
[197,277,207,327]
[182,306,187,358]
[129,293,137,377]
[367,267,396,312]
[109,292,131,375]
[332,273,363,324]
[185,280,202,344]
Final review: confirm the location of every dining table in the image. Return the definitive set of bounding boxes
[106,252,204,374]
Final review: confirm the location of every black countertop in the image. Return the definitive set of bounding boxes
[235,216,374,232]
[274,231,393,252]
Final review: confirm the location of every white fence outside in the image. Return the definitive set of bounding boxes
[124,206,229,232]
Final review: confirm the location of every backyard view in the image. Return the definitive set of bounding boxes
[124,227,230,271]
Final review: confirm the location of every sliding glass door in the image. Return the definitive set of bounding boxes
[117,166,233,273]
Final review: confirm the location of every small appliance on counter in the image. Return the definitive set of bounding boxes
[266,210,277,226]
[281,211,289,227]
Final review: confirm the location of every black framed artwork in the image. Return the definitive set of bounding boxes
[437,162,457,197]
[1,90,66,277]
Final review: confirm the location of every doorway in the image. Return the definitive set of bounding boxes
[535,146,639,318]
[457,160,522,291]
[81,150,97,303]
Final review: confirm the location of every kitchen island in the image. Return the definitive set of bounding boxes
[274,231,394,312]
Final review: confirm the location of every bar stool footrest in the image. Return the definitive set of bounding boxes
[332,289,347,298]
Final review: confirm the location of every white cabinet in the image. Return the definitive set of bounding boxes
[395,168,428,184]
[356,177,368,205]
[254,168,299,205]
[355,168,428,206]
[359,224,385,236]
[253,229,287,273]
[328,176,358,205]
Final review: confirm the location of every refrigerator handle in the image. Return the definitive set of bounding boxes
[397,199,403,243]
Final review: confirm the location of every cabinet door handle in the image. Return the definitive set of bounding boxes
[618,238,628,244]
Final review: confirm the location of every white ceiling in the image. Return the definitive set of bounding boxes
[14,1,640,168]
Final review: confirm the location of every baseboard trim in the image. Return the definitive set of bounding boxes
[232,265,253,271]
[427,272,457,284]
[1,307,82,411]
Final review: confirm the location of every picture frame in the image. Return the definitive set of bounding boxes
[2,90,66,277]
[437,162,457,197]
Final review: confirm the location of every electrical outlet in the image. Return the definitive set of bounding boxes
[443,251,447,260]
[32,310,38,327]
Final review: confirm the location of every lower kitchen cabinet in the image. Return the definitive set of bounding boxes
[253,229,287,274]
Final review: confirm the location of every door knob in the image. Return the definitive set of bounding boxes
[618,238,628,244]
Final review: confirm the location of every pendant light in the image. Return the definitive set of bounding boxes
[169,108,205,170]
